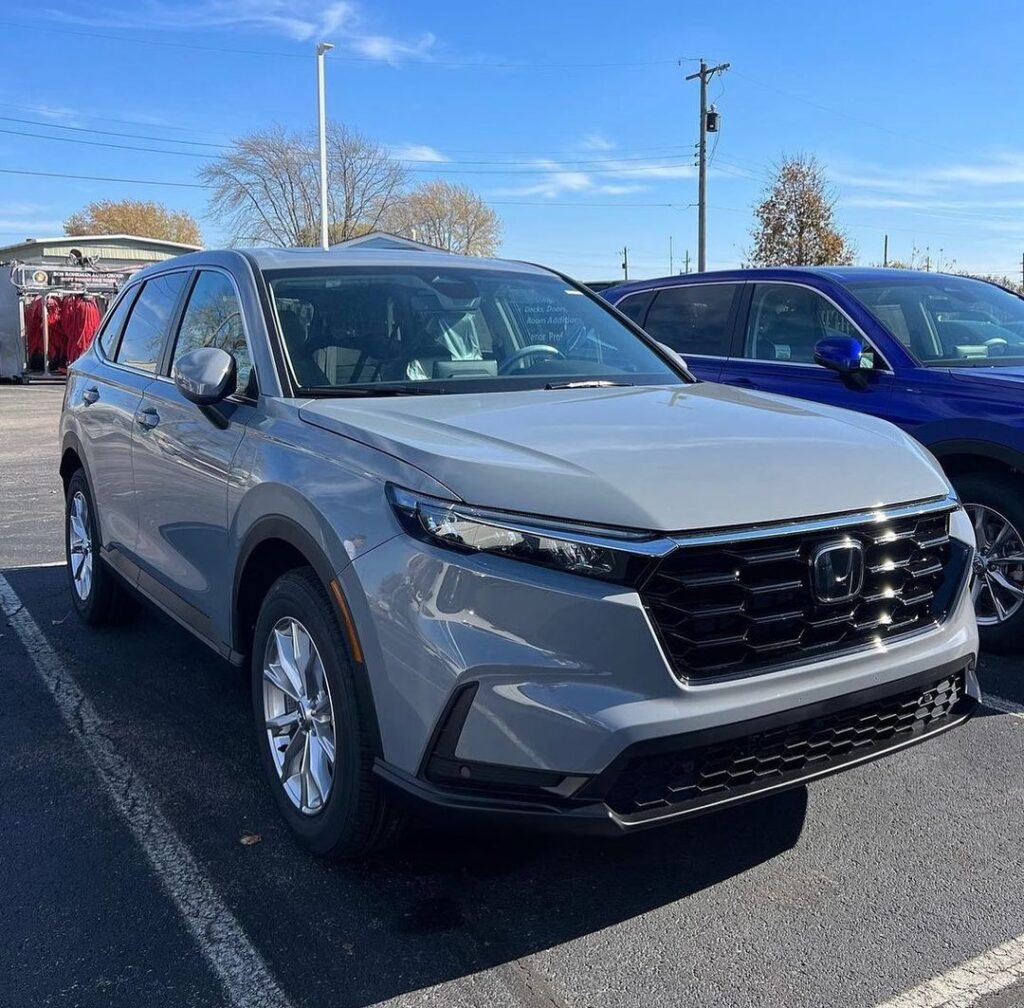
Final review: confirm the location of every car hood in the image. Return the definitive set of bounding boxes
[947,365,1024,388]
[298,384,949,532]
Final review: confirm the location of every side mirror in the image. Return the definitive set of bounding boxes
[813,336,864,375]
[656,341,689,372]
[173,346,236,406]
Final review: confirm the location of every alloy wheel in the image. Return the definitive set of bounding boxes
[966,502,1024,626]
[68,490,93,601]
[262,617,337,815]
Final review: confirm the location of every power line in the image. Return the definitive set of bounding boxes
[0,115,230,149]
[0,126,213,158]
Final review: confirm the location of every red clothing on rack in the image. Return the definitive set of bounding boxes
[24,296,64,367]
[61,295,103,363]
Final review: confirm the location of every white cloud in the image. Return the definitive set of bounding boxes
[490,156,684,199]
[390,144,449,163]
[43,1,436,59]
[580,133,615,151]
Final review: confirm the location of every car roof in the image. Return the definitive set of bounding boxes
[127,246,555,282]
[602,265,967,299]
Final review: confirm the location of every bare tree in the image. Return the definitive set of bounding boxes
[199,123,407,246]
[384,180,501,256]
[749,155,854,267]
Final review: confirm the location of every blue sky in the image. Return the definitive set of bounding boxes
[1,1,1023,281]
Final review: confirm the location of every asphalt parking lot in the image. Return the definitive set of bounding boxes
[1,383,1022,1008]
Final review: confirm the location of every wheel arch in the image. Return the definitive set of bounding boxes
[927,438,1024,483]
[233,516,383,756]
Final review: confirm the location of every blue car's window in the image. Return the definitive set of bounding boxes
[265,266,686,392]
[843,275,1024,367]
[644,283,737,357]
[743,283,860,365]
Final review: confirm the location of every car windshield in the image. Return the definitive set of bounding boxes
[265,265,685,393]
[841,274,1024,367]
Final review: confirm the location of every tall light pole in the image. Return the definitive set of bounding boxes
[316,41,334,250]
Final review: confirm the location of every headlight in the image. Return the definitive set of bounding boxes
[386,484,672,585]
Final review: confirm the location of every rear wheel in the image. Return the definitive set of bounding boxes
[64,469,131,625]
[251,568,403,859]
[953,472,1024,654]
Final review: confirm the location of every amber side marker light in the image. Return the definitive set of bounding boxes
[329,579,365,665]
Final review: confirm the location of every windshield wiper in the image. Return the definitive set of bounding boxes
[544,380,635,390]
[303,384,445,397]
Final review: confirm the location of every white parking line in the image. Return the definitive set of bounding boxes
[983,693,1024,719]
[875,935,1024,1007]
[0,573,292,1008]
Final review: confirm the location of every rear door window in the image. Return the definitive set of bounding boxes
[115,272,188,374]
[644,284,739,357]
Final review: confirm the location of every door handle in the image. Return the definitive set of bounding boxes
[730,377,760,390]
[81,386,99,405]
[134,407,160,430]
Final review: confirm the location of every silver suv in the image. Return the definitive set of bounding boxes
[59,246,979,858]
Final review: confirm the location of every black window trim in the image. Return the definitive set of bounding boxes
[162,264,259,404]
[106,267,194,379]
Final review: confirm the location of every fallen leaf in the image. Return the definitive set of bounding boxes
[239,832,262,846]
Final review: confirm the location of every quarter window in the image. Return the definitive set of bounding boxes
[115,272,188,373]
[743,283,860,364]
[172,271,253,395]
[615,290,655,326]
[644,284,738,357]
[96,286,139,357]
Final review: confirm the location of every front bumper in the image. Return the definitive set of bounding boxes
[374,657,978,834]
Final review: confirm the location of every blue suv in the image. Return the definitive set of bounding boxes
[604,266,1024,652]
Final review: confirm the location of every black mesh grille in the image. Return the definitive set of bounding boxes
[603,671,968,817]
[642,509,962,681]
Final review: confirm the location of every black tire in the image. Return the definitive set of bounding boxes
[251,567,403,859]
[952,471,1024,654]
[64,469,131,626]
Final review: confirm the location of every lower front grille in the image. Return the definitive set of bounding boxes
[598,669,971,818]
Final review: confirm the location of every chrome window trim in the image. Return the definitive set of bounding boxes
[667,494,959,548]
[740,278,892,372]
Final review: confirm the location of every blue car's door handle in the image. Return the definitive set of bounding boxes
[728,377,760,390]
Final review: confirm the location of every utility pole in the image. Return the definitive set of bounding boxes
[1020,251,1023,288]
[685,58,729,272]
[316,41,334,251]
[684,249,691,274]
[883,234,889,268]
[621,246,629,281]
[669,235,674,274]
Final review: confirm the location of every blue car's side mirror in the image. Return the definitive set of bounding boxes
[814,336,864,375]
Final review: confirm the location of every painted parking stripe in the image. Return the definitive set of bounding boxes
[983,693,1024,719]
[0,573,292,1008]
[875,935,1024,1008]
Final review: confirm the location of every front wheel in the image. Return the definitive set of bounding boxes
[953,472,1024,654]
[251,568,403,859]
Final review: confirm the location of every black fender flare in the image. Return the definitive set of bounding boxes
[233,514,383,757]
[927,438,1024,475]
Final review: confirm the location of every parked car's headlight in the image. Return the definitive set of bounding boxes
[386,485,671,585]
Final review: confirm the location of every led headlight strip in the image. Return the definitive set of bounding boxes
[386,484,674,586]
